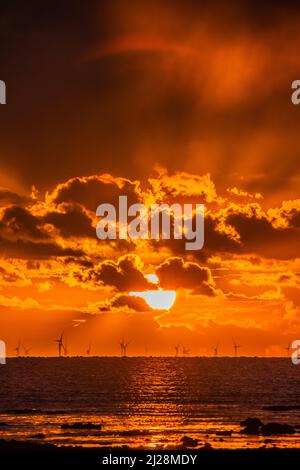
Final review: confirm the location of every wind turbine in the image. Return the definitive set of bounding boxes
[174,344,180,357]
[284,343,291,357]
[86,342,92,356]
[23,346,31,357]
[54,332,64,357]
[233,338,242,357]
[120,338,130,357]
[15,340,21,357]
[182,345,190,356]
[213,343,219,357]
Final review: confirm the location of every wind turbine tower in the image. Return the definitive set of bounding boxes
[120,338,130,357]
[233,339,242,357]
[54,332,64,357]
[15,341,21,357]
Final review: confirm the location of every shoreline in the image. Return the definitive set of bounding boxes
[0,441,300,467]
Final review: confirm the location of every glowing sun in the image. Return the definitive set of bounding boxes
[129,273,176,310]
[129,290,176,310]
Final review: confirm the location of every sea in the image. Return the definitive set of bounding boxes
[0,357,299,449]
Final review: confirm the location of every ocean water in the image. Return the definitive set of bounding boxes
[0,357,299,449]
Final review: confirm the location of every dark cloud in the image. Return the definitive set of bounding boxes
[43,203,95,238]
[0,189,31,207]
[152,205,300,260]
[64,257,94,268]
[156,257,218,296]
[48,175,141,212]
[103,293,150,312]
[0,236,84,259]
[0,205,49,240]
[226,207,300,259]
[1,174,299,262]
[83,255,152,291]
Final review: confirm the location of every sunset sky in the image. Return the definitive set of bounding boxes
[0,0,300,356]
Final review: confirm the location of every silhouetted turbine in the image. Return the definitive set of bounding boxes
[86,342,92,356]
[23,346,31,357]
[182,345,190,356]
[15,340,21,357]
[232,338,242,357]
[120,337,130,357]
[54,332,65,357]
[285,343,291,357]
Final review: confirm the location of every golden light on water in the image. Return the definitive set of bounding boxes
[130,290,176,310]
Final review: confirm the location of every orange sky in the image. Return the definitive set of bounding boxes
[0,0,300,356]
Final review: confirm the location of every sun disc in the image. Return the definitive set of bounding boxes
[130,290,176,310]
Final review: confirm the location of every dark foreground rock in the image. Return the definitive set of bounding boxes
[261,423,295,436]
[240,418,263,434]
[240,417,296,436]
[180,435,198,447]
